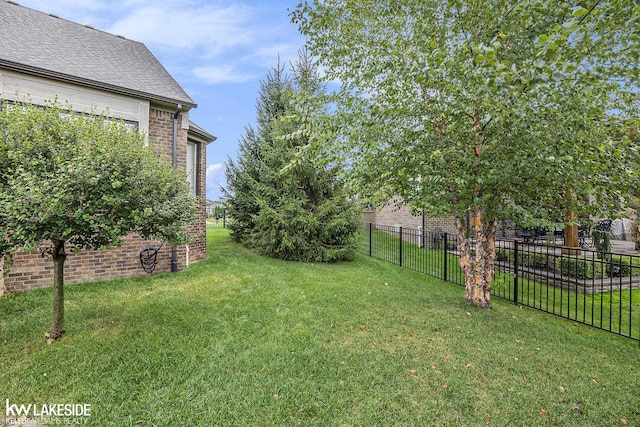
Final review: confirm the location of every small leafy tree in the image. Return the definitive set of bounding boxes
[0,101,197,341]
[224,52,361,262]
[592,229,612,260]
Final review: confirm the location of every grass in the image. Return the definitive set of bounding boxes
[362,226,640,340]
[498,270,640,338]
[358,227,464,283]
[0,228,638,426]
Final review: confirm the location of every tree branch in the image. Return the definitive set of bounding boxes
[491,0,525,38]
[578,0,604,26]
[481,117,493,132]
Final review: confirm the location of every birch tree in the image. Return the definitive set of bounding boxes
[293,0,640,307]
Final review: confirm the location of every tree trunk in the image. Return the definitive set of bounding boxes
[563,187,581,255]
[456,210,495,309]
[49,240,66,341]
[457,109,494,308]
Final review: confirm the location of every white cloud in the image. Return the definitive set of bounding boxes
[107,3,256,55]
[248,43,301,69]
[206,163,223,178]
[206,162,225,200]
[193,65,259,84]
[17,0,305,88]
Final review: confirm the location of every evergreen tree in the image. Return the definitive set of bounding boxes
[223,125,261,239]
[223,52,361,262]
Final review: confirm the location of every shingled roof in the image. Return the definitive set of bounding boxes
[0,0,196,108]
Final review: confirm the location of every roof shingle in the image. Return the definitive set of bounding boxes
[0,1,195,107]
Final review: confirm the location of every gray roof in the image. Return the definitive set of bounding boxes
[189,120,217,144]
[0,1,196,108]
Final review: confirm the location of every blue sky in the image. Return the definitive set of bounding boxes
[17,0,306,201]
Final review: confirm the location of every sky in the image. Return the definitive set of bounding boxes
[17,0,307,202]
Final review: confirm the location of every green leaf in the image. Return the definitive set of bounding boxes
[571,6,588,17]
[537,34,548,47]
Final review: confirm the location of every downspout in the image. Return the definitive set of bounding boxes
[171,104,182,273]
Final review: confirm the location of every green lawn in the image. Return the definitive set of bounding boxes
[499,270,640,338]
[358,227,465,283]
[1,228,639,426]
[361,226,640,340]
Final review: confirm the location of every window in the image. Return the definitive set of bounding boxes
[186,141,197,195]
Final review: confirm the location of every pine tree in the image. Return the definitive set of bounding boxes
[223,52,361,262]
[223,125,261,239]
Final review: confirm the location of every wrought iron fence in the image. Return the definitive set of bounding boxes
[359,223,640,342]
[206,210,228,229]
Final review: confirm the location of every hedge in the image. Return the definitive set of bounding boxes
[557,257,606,280]
[497,247,609,279]
[607,255,640,277]
[495,248,554,271]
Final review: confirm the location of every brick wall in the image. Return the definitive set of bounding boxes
[147,107,207,266]
[1,106,208,294]
[362,211,375,224]
[142,107,207,267]
[186,141,208,264]
[364,200,457,234]
[0,259,5,297]
[3,236,173,293]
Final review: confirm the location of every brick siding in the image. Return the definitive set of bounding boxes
[364,200,457,235]
[1,106,208,294]
[187,139,208,264]
[0,259,5,297]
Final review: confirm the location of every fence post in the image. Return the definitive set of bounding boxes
[223,210,226,228]
[513,240,519,305]
[368,223,372,257]
[443,232,448,282]
[399,226,403,267]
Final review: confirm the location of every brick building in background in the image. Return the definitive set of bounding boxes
[0,1,215,295]
[363,199,458,235]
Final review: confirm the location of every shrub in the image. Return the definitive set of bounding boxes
[606,255,640,277]
[592,229,612,259]
[558,258,606,279]
[495,248,513,262]
[518,252,553,270]
[495,248,554,271]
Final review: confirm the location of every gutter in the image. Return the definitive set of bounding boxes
[0,59,197,109]
[171,104,182,273]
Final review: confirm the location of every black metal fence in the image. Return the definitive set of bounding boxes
[359,223,640,342]
[206,210,227,229]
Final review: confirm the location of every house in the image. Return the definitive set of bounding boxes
[206,200,218,216]
[206,199,227,217]
[363,198,457,235]
[0,1,216,295]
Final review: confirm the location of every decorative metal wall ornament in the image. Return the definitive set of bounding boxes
[139,241,164,273]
